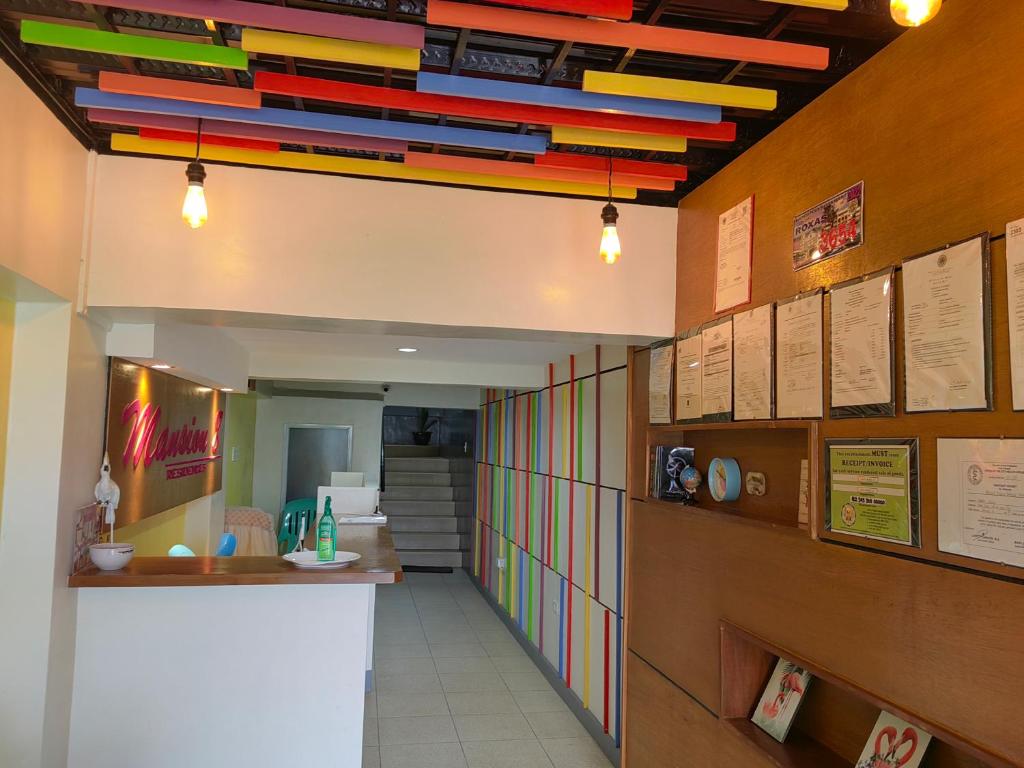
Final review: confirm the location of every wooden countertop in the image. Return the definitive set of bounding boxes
[69,524,404,588]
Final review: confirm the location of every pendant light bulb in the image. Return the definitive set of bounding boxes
[182,161,208,229]
[600,203,621,265]
[890,0,941,27]
[599,160,621,265]
[182,119,208,229]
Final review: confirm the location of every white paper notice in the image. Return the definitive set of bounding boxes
[674,335,702,421]
[701,321,733,417]
[902,237,988,412]
[830,271,893,409]
[1008,218,1024,410]
[776,293,823,418]
[938,438,1024,568]
[648,343,673,424]
[714,196,753,313]
[733,304,773,420]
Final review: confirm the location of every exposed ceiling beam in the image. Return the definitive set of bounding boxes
[612,0,673,73]
[431,26,471,154]
[82,3,139,76]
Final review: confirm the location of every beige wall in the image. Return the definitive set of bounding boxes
[86,155,677,339]
[0,63,89,302]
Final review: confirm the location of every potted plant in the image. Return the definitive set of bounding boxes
[412,408,438,446]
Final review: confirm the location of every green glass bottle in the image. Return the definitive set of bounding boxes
[317,496,337,562]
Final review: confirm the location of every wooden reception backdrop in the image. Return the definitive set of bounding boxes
[624,1,1024,766]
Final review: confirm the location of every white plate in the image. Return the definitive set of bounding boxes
[282,550,361,569]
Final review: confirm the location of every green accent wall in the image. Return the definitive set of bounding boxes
[223,393,257,507]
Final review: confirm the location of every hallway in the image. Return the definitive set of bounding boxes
[365,570,615,768]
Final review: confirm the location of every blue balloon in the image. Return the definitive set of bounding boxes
[168,544,195,557]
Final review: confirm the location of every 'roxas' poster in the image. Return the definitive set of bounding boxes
[825,441,920,547]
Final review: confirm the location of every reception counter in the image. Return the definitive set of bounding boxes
[66,525,402,768]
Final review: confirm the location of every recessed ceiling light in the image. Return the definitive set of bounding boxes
[220,387,234,392]
[152,363,172,369]
[397,347,418,353]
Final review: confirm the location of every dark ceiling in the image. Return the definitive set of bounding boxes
[0,0,902,205]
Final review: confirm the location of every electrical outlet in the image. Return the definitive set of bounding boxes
[230,447,240,462]
[552,599,560,615]
[497,557,506,570]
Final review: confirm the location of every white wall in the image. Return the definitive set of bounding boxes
[0,63,89,302]
[0,304,107,768]
[252,395,384,517]
[86,155,677,339]
[383,383,480,409]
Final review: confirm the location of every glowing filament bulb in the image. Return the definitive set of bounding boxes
[890,0,942,27]
[182,161,208,229]
[599,202,621,265]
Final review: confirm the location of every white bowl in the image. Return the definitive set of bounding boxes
[89,543,135,571]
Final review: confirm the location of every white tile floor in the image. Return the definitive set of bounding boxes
[364,570,615,768]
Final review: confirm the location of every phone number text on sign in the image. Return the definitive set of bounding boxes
[792,181,864,271]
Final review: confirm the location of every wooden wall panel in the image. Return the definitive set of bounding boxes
[625,4,1024,766]
[627,501,1024,764]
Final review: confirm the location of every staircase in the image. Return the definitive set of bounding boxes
[382,445,473,569]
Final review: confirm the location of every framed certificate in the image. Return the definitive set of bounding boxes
[733,303,774,421]
[674,328,702,424]
[776,291,824,419]
[714,196,754,313]
[825,438,921,548]
[937,438,1024,568]
[648,339,674,425]
[1008,218,1024,411]
[829,267,896,419]
[700,317,733,422]
[901,233,993,413]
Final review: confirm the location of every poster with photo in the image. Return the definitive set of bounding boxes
[792,181,864,270]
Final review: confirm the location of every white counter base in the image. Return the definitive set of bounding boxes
[68,583,372,768]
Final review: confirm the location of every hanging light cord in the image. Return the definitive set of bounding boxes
[606,159,613,203]
[194,118,203,162]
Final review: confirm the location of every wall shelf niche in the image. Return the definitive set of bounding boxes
[720,622,1012,768]
[646,420,818,530]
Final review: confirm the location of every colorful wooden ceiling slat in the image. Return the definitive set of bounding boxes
[583,71,778,111]
[88,108,410,154]
[416,73,722,122]
[403,152,677,190]
[551,126,686,152]
[138,127,279,152]
[75,88,549,154]
[759,0,848,9]
[426,0,830,70]
[64,0,425,48]
[483,0,633,21]
[241,28,420,70]
[534,151,687,181]
[19,20,249,70]
[109,134,638,199]
[99,72,261,109]
[254,72,736,141]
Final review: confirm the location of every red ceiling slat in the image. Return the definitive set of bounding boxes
[534,151,687,180]
[138,127,281,151]
[253,72,737,141]
[482,0,633,21]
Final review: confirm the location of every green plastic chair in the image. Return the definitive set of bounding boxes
[277,498,318,555]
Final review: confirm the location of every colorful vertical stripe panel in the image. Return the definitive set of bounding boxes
[471,350,626,753]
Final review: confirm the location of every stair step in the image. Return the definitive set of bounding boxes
[386,457,451,472]
[386,472,452,487]
[389,516,460,533]
[382,486,454,501]
[382,500,456,516]
[384,445,441,458]
[398,550,468,569]
[392,532,462,550]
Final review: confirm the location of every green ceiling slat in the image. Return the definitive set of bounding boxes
[20,20,250,70]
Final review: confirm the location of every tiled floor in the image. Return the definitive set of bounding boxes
[364,570,615,768]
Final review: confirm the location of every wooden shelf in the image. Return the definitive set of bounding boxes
[648,419,817,433]
[647,420,818,529]
[720,622,1016,768]
[642,498,806,533]
[725,718,849,768]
